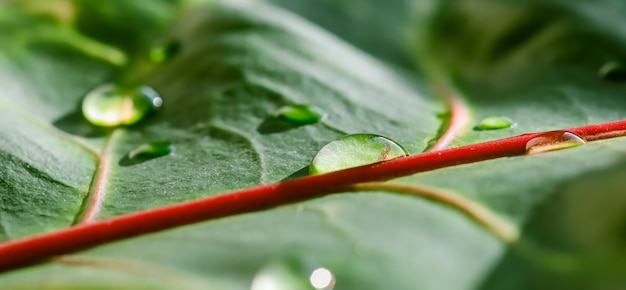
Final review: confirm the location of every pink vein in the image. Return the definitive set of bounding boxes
[76,131,118,224]
[352,182,518,242]
[428,84,470,151]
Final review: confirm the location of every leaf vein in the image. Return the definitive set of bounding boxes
[75,130,121,224]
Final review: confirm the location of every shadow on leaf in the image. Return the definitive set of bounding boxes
[256,117,303,135]
[282,166,310,181]
[53,108,111,138]
[118,154,150,167]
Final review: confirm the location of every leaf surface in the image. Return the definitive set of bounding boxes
[1,0,626,289]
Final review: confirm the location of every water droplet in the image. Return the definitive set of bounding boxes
[599,60,626,81]
[128,141,173,160]
[475,116,516,130]
[150,41,181,64]
[310,134,408,174]
[309,268,335,290]
[275,104,326,126]
[82,84,163,127]
[525,131,586,155]
[251,261,311,290]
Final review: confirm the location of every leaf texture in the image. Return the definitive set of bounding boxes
[1,0,626,289]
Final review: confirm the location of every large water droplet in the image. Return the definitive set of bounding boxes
[475,116,515,130]
[525,131,586,155]
[598,60,626,81]
[275,104,326,126]
[82,84,162,127]
[150,41,181,64]
[309,268,335,290]
[128,141,173,161]
[310,134,408,174]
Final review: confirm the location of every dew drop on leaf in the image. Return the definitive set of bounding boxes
[525,131,586,155]
[309,267,335,290]
[82,83,163,127]
[250,261,311,290]
[598,60,626,81]
[149,41,181,64]
[474,116,515,130]
[128,141,174,161]
[275,104,326,126]
[310,134,408,174]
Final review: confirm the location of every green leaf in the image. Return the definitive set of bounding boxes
[1,0,626,289]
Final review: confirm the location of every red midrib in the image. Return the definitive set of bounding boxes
[0,119,625,272]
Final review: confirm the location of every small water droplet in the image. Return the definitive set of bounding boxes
[475,116,516,130]
[128,141,173,160]
[525,131,586,155]
[275,104,326,126]
[309,268,335,290]
[251,261,311,290]
[82,83,163,127]
[310,134,408,174]
[150,41,181,64]
[599,61,626,82]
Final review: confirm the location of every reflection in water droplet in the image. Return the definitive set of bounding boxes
[475,116,515,130]
[129,141,173,160]
[82,84,162,127]
[525,131,586,155]
[310,268,335,290]
[275,104,326,126]
[598,60,626,81]
[310,134,408,174]
[150,41,181,64]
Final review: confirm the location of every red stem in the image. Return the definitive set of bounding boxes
[0,120,625,272]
